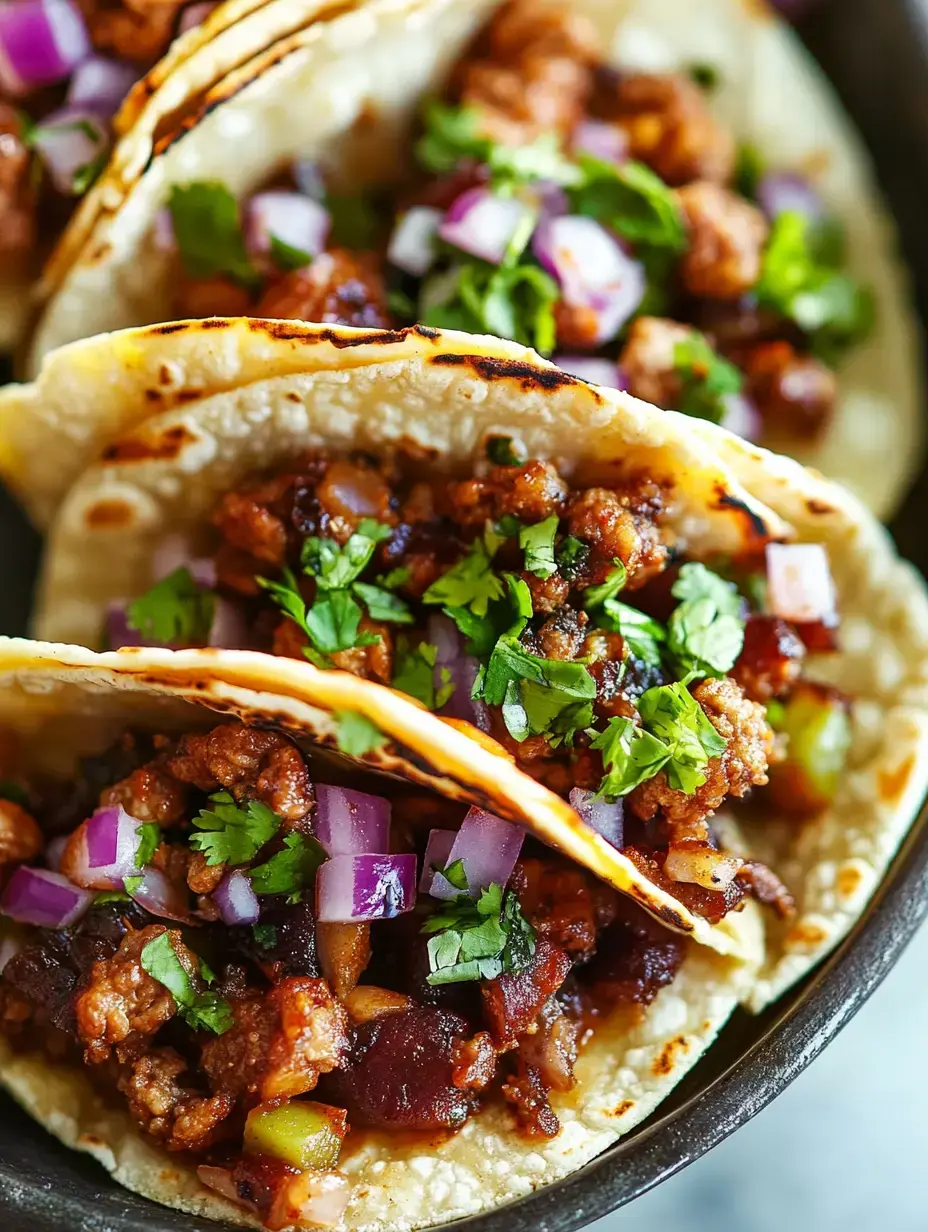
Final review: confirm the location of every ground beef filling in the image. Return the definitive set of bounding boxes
[0,721,689,1211]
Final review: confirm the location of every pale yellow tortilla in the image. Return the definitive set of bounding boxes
[21,0,923,518]
[0,639,763,1230]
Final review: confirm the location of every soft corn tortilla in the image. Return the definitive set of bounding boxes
[0,639,763,1230]
[21,0,924,518]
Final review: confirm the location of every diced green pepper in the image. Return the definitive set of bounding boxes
[243,1101,347,1172]
[769,682,852,814]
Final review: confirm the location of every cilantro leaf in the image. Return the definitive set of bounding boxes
[673,333,743,424]
[589,716,671,798]
[306,591,378,656]
[252,923,278,951]
[334,710,387,756]
[519,515,559,579]
[637,681,727,793]
[302,520,392,592]
[167,182,257,287]
[421,260,559,355]
[248,833,326,900]
[352,582,413,624]
[668,562,746,680]
[555,535,588,580]
[377,566,411,591]
[689,62,721,91]
[735,143,765,200]
[436,858,469,892]
[270,235,312,272]
[135,823,160,870]
[573,156,687,251]
[599,600,666,666]
[94,890,131,905]
[415,101,487,173]
[392,638,454,711]
[126,567,215,647]
[488,132,582,189]
[583,560,628,608]
[486,435,524,466]
[422,537,504,616]
[190,791,281,867]
[139,931,233,1035]
[422,883,536,985]
[325,192,379,247]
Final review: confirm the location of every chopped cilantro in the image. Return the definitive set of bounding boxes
[572,156,687,251]
[269,235,312,272]
[191,791,281,867]
[599,600,666,666]
[423,260,559,355]
[415,101,487,174]
[351,582,413,624]
[125,566,215,647]
[72,148,107,196]
[519,515,559,579]
[167,182,257,287]
[495,514,523,540]
[135,823,160,870]
[735,143,765,200]
[637,681,728,793]
[422,536,504,616]
[248,833,326,901]
[259,569,377,662]
[392,638,454,711]
[302,519,392,592]
[555,535,588,580]
[139,931,233,1035]
[377,565,411,591]
[689,63,721,91]
[436,858,469,892]
[590,716,673,799]
[94,890,131,905]
[673,333,743,423]
[325,192,379,248]
[421,882,536,985]
[334,710,387,756]
[668,562,746,680]
[583,561,628,608]
[488,131,582,189]
[252,923,278,950]
[486,435,524,466]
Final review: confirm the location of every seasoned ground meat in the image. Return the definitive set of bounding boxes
[450,460,569,529]
[317,458,396,535]
[330,617,394,684]
[737,860,795,919]
[733,614,806,702]
[99,763,188,825]
[532,605,588,661]
[172,276,255,320]
[523,570,570,614]
[628,677,772,839]
[486,0,600,65]
[677,182,769,301]
[77,0,186,63]
[619,316,692,411]
[120,1048,234,1151]
[451,1030,498,1092]
[255,249,393,328]
[187,851,224,895]
[515,858,618,961]
[75,925,182,1065]
[0,104,36,273]
[581,899,686,1007]
[212,492,289,568]
[517,997,577,1092]
[740,340,837,439]
[594,73,735,186]
[201,977,348,1103]
[482,936,572,1045]
[502,1056,560,1138]
[566,486,667,582]
[553,299,603,350]
[1,936,79,1035]
[0,800,42,866]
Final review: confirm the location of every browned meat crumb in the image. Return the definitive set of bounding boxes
[119,1048,234,1151]
[737,860,796,919]
[186,851,224,895]
[172,275,254,320]
[502,1057,561,1138]
[255,248,393,328]
[677,181,769,300]
[99,764,188,825]
[514,857,618,961]
[740,340,837,440]
[212,492,289,568]
[566,486,667,582]
[482,937,572,1045]
[77,0,185,64]
[619,316,693,410]
[733,614,806,702]
[450,460,569,529]
[0,104,36,274]
[0,800,42,865]
[451,1031,498,1092]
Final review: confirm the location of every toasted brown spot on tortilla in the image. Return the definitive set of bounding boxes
[612,1099,635,1117]
[85,499,133,529]
[144,389,164,403]
[835,864,865,900]
[102,424,196,462]
[430,352,583,393]
[199,318,233,330]
[150,322,192,336]
[652,1035,690,1077]
[626,880,691,932]
[158,365,174,386]
[175,389,204,403]
[786,920,829,948]
[285,392,302,403]
[714,487,773,542]
[80,1134,104,1147]
[806,498,836,516]
[88,242,111,264]
[879,754,915,805]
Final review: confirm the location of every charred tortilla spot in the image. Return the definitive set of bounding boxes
[87,242,111,265]
[144,389,164,403]
[785,920,829,948]
[84,499,133,529]
[150,322,192,336]
[102,424,196,463]
[651,1034,690,1077]
[714,487,772,541]
[835,863,865,901]
[285,392,301,403]
[612,1099,635,1117]
[430,353,584,393]
[175,390,204,404]
[158,365,174,386]
[806,498,835,516]
[878,754,915,805]
[199,318,232,330]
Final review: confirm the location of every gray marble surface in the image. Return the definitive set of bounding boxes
[595,921,928,1232]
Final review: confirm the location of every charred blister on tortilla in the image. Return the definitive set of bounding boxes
[107,444,848,930]
[150,0,871,446]
[0,716,692,1228]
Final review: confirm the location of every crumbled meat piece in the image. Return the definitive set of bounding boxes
[247,898,319,980]
[99,763,188,825]
[502,1057,560,1138]
[566,486,667,582]
[514,857,618,961]
[187,851,224,895]
[532,605,588,661]
[201,977,348,1103]
[317,458,395,536]
[625,844,745,924]
[619,316,693,410]
[517,997,577,1092]
[553,299,602,349]
[255,248,393,328]
[316,921,371,999]
[1,936,78,1036]
[75,925,182,1065]
[677,181,769,300]
[582,898,686,1007]
[487,0,600,64]
[330,617,394,683]
[733,614,806,702]
[523,570,570,614]
[0,104,36,273]
[214,543,265,596]
[740,340,837,439]
[0,980,33,1037]
[482,937,572,1045]
[272,616,309,661]
[166,724,314,823]
[628,677,772,840]
[77,0,186,63]
[450,460,568,529]
[220,1153,350,1232]
[451,1030,498,1092]
[737,860,795,919]
[212,492,288,567]
[120,1048,234,1151]
[0,800,42,865]
[594,72,735,185]
[327,1007,476,1129]
[172,275,255,320]
[461,55,591,144]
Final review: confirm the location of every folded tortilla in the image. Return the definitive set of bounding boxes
[21,0,923,518]
[0,637,762,1230]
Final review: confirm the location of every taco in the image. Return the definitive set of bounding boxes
[29,321,928,1004]
[23,0,923,516]
[0,0,362,352]
[0,637,762,1230]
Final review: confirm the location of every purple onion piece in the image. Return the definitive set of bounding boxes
[178,1,219,34]
[0,0,90,97]
[316,854,417,922]
[314,785,391,857]
[214,870,259,926]
[439,187,535,266]
[244,191,329,259]
[387,207,442,277]
[418,828,456,895]
[153,208,176,253]
[129,866,194,924]
[571,119,627,166]
[430,807,524,901]
[428,613,491,732]
[719,391,762,442]
[553,355,624,389]
[569,788,624,850]
[0,867,94,928]
[30,108,109,196]
[105,601,145,648]
[66,56,136,116]
[756,171,823,223]
[291,158,325,200]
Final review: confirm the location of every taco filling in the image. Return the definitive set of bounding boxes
[110,442,850,928]
[157,0,872,445]
[0,715,693,1229]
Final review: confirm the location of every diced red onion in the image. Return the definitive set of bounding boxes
[429,807,524,901]
[314,785,391,857]
[0,935,22,973]
[571,119,627,166]
[45,834,68,872]
[105,600,146,649]
[291,158,325,200]
[553,355,624,389]
[664,845,743,889]
[523,179,569,219]
[387,206,442,277]
[533,215,645,344]
[720,392,762,442]
[207,596,248,649]
[765,543,837,626]
[428,613,491,732]
[129,866,194,924]
[439,187,535,266]
[152,534,217,587]
[178,2,218,34]
[245,191,329,259]
[0,0,90,97]
[569,788,624,850]
[316,854,417,922]
[66,56,135,116]
[756,171,823,222]
[153,207,176,253]
[65,805,145,890]
[214,870,259,926]
[1,866,94,928]
[30,108,108,196]
[418,828,456,894]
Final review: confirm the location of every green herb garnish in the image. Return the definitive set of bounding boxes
[190,791,281,867]
[125,566,215,647]
[139,931,234,1035]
